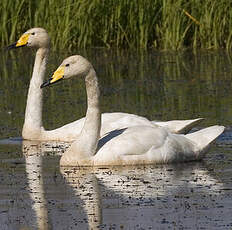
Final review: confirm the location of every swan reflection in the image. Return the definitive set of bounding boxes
[18,141,229,229]
[23,140,50,230]
[61,164,226,229]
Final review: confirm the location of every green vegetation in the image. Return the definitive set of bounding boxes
[1,0,232,50]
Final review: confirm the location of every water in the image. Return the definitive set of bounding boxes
[0,49,232,229]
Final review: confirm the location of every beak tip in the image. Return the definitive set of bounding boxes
[6,42,17,50]
[40,81,50,88]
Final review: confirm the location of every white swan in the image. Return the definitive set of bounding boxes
[41,55,225,166]
[8,27,204,141]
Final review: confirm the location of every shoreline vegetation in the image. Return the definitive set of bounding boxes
[1,0,232,51]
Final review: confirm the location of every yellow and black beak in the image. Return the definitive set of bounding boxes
[40,66,65,88]
[7,33,30,50]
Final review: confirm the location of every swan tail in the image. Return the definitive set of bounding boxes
[154,118,205,134]
[186,125,225,158]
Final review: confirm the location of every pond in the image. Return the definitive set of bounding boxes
[0,48,232,229]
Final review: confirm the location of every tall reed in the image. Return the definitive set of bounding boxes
[0,0,232,50]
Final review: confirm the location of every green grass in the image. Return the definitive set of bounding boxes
[0,0,232,50]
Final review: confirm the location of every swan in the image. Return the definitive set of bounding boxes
[41,55,225,166]
[8,27,204,141]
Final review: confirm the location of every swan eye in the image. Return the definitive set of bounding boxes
[31,32,35,35]
[65,64,70,67]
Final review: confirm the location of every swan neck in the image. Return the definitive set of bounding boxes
[22,48,49,139]
[79,68,101,156]
[85,68,100,109]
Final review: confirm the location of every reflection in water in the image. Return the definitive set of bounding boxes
[22,141,49,230]
[0,141,231,229]
[61,164,230,229]
[22,141,102,229]
[60,169,103,229]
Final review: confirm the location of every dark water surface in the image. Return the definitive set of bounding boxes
[0,49,232,229]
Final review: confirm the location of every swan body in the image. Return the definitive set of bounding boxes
[9,28,203,141]
[41,113,203,141]
[41,55,225,166]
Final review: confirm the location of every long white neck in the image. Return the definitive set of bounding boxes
[78,68,101,156]
[60,67,101,166]
[22,48,49,139]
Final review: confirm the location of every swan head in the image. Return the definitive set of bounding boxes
[7,27,50,50]
[41,55,92,88]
